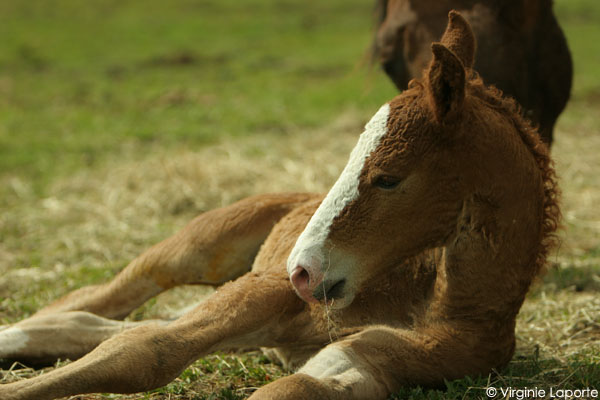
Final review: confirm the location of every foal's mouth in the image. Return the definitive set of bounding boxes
[314,279,347,303]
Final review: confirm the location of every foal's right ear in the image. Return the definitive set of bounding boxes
[426,43,466,123]
[440,10,476,69]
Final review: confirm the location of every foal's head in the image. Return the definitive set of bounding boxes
[288,11,555,308]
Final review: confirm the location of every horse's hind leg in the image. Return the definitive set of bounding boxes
[0,311,169,364]
[1,192,317,363]
[35,192,317,319]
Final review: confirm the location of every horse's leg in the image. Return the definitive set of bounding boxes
[1,192,317,363]
[36,193,316,319]
[0,311,170,363]
[248,325,486,400]
[0,272,312,400]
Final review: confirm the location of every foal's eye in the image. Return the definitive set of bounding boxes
[373,175,402,190]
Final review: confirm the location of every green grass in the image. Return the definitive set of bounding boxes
[0,0,599,399]
[0,0,396,198]
[555,0,600,99]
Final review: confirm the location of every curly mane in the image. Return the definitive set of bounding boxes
[468,74,562,276]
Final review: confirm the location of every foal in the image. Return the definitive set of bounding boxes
[0,11,558,400]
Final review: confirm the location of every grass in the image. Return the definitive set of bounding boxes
[0,0,396,199]
[0,0,599,398]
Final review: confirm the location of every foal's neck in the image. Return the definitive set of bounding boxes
[430,139,545,328]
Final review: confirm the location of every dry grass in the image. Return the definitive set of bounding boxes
[1,101,599,398]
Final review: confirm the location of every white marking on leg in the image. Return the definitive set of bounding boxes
[299,345,388,399]
[287,103,391,274]
[299,345,354,378]
[0,327,29,356]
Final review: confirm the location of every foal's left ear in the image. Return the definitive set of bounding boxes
[426,43,465,123]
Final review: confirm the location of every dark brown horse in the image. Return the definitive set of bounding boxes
[374,0,572,145]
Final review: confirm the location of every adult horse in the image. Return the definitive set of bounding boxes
[373,0,572,145]
[0,12,559,399]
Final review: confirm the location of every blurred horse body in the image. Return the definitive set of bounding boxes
[374,0,572,145]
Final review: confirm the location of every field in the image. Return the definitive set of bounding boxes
[0,0,598,399]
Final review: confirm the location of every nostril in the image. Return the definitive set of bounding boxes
[290,265,322,304]
[290,266,310,291]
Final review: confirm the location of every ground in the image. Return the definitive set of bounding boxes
[0,0,598,399]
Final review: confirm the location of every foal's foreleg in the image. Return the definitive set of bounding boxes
[249,325,488,400]
[35,193,315,319]
[0,273,306,400]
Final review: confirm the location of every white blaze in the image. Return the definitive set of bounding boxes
[287,103,390,274]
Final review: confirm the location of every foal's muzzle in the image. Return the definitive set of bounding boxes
[290,264,347,305]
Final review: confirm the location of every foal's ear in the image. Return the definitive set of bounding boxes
[440,10,476,69]
[426,43,465,123]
